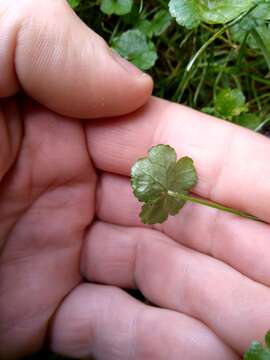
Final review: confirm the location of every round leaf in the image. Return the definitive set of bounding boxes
[131,144,198,224]
[100,0,133,16]
[169,0,256,29]
[214,88,248,118]
[112,29,158,70]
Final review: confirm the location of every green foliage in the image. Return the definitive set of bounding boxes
[244,342,270,360]
[214,88,248,119]
[168,0,257,29]
[68,0,80,9]
[168,0,200,29]
[112,29,158,70]
[135,10,172,37]
[150,10,172,36]
[235,113,262,130]
[131,143,261,224]
[131,144,197,224]
[111,8,171,69]
[244,331,270,359]
[266,331,270,348]
[203,88,265,129]
[70,1,270,129]
[230,3,270,69]
[135,10,172,38]
[71,1,270,133]
[203,88,248,120]
[100,0,133,16]
[230,2,270,42]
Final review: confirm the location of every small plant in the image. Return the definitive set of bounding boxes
[100,0,133,16]
[112,29,158,70]
[244,330,270,359]
[131,144,198,224]
[131,144,269,357]
[131,144,260,224]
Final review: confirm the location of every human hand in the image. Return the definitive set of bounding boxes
[0,0,152,358]
[1,1,269,360]
[83,98,270,359]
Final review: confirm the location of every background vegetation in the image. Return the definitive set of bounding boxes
[72,0,270,133]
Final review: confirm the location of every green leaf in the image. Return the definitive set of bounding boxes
[230,3,270,70]
[251,2,270,21]
[150,10,172,36]
[235,113,262,130]
[230,3,270,43]
[244,341,270,360]
[202,107,216,116]
[251,26,270,69]
[68,0,80,9]
[266,331,270,349]
[131,144,198,224]
[169,0,257,29]
[136,10,172,38]
[140,196,186,224]
[168,156,199,192]
[100,0,133,16]
[199,0,258,24]
[136,20,154,37]
[169,0,201,29]
[112,29,158,70]
[122,4,140,25]
[214,88,248,119]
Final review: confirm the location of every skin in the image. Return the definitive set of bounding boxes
[0,0,270,359]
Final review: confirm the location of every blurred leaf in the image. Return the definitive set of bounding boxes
[100,0,133,16]
[202,107,216,116]
[68,0,80,9]
[136,10,172,38]
[150,10,172,36]
[214,88,248,119]
[235,113,262,129]
[169,0,256,29]
[244,341,270,360]
[112,29,158,70]
[266,331,270,349]
[169,0,200,29]
[122,4,140,24]
[251,25,270,69]
[136,19,153,37]
[231,1,270,41]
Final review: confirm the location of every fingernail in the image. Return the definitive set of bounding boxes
[111,49,145,76]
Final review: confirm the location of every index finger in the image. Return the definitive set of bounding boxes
[86,97,270,222]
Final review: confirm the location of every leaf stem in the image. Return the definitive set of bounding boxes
[186,5,258,73]
[167,191,262,222]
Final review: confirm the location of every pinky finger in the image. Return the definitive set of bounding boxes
[49,283,239,360]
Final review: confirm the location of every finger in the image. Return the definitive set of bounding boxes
[50,283,238,360]
[81,221,270,354]
[0,98,22,182]
[87,97,270,221]
[0,100,94,358]
[96,172,270,288]
[0,0,152,117]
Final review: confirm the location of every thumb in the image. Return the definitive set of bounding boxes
[0,0,153,118]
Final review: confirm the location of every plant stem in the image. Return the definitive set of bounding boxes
[167,191,262,222]
[186,5,258,73]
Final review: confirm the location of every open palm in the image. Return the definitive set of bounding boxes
[1,1,270,360]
